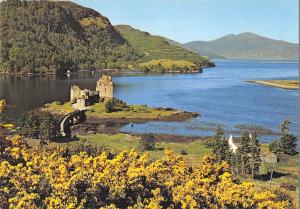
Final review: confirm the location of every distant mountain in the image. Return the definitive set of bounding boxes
[115,25,214,72]
[184,33,299,60]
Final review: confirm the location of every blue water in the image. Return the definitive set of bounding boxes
[115,60,299,142]
[0,60,298,142]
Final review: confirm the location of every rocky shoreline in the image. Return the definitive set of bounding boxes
[70,111,199,136]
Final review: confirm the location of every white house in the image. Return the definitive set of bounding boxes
[228,135,239,153]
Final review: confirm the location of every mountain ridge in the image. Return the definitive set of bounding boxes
[115,24,214,72]
[183,33,299,60]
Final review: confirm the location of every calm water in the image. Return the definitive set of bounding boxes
[1,60,298,142]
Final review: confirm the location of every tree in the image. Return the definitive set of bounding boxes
[21,111,59,141]
[280,120,297,155]
[281,134,297,155]
[139,133,156,151]
[238,132,252,175]
[39,112,59,142]
[212,126,230,163]
[268,141,282,155]
[104,98,127,113]
[249,132,261,178]
[21,111,40,138]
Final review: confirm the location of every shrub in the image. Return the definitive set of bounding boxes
[269,141,282,154]
[139,133,156,151]
[280,182,296,191]
[104,98,127,113]
[20,111,59,140]
[180,149,188,155]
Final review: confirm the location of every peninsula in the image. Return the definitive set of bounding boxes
[41,75,198,135]
[248,80,299,90]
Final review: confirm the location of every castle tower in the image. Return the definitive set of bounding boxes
[96,75,113,100]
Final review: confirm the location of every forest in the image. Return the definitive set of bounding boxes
[0,0,213,74]
[0,0,139,74]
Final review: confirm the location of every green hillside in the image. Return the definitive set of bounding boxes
[0,0,139,74]
[0,1,214,74]
[184,32,299,60]
[115,25,214,72]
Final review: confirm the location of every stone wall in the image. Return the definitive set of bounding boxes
[70,85,82,103]
[96,75,113,100]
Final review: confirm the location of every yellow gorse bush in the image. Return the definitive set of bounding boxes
[0,101,288,209]
[0,99,5,114]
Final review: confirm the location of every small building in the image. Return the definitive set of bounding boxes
[228,135,241,153]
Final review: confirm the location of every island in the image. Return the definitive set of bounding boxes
[247,80,299,90]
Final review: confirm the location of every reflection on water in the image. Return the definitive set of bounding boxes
[0,60,298,141]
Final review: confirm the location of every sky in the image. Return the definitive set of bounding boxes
[73,0,299,44]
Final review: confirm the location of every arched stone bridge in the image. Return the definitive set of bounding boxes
[59,110,86,137]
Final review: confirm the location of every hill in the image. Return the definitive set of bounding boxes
[0,0,139,74]
[115,25,214,72]
[184,32,299,60]
[0,1,213,74]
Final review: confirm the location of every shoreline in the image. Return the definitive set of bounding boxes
[41,101,199,136]
[247,80,299,90]
[0,65,214,76]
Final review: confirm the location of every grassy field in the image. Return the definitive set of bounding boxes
[42,101,182,119]
[78,134,299,183]
[248,80,299,90]
[78,134,211,167]
[139,59,197,71]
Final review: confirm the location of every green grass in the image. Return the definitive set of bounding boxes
[78,134,211,167]
[42,101,180,119]
[139,59,197,71]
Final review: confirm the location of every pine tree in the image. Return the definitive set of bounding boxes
[280,120,298,155]
[281,134,297,155]
[238,132,251,175]
[39,112,58,142]
[249,132,261,178]
[212,126,230,163]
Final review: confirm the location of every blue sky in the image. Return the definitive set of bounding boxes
[73,0,298,43]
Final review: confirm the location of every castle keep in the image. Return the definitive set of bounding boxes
[70,75,114,110]
[96,74,113,100]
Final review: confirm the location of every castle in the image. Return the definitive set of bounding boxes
[70,75,114,110]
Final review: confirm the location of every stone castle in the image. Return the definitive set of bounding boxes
[96,75,114,101]
[70,75,114,110]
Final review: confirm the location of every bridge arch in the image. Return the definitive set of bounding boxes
[59,110,86,137]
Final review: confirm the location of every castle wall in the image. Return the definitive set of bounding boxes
[70,85,82,103]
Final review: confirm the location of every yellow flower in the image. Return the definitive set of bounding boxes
[0,99,5,114]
